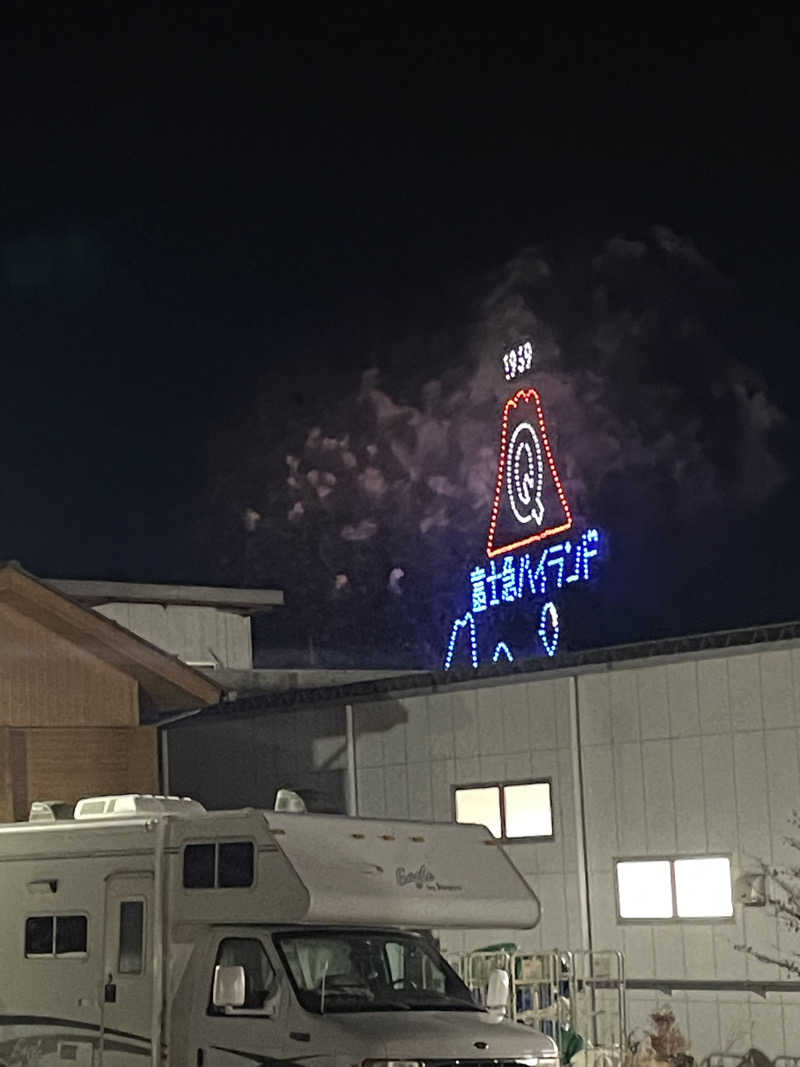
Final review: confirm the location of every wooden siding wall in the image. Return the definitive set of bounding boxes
[0,602,138,727]
[0,603,158,823]
[1,727,158,821]
[0,728,12,822]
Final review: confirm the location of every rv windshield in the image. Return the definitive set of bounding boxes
[274,930,479,1014]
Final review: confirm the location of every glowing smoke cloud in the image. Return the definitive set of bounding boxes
[239,227,787,663]
[285,229,784,558]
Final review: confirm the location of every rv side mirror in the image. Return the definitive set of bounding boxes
[213,965,246,1009]
[486,968,509,1014]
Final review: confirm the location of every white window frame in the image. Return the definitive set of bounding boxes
[614,854,735,924]
[452,778,554,842]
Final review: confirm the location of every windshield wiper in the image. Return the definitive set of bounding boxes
[392,993,480,1011]
[362,999,412,1011]
[319,999,412,1013]
[425,995,481,1011]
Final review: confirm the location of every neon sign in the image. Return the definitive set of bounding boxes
[442,352,604,670]
[470,529,600,614]
[502,340,534,381]
[486,388,572,558]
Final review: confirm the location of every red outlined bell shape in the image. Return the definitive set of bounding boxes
[485,387,573,558]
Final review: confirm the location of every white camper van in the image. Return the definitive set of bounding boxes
[0,794,558,1067]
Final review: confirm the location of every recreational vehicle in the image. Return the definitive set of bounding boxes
[0,793,558,1067]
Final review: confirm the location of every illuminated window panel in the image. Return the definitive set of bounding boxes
[615,856,734,922]
[616,860,673,919]
[675,857,733,918]
[454,780,553,841]
[504,782,553,839]
[454,786,501,838]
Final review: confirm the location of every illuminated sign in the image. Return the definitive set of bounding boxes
[442,353,604,670]
[502,340,534,381]
[486,388,572,557]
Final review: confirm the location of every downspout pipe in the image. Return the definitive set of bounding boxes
[155,706,205,795]
[569,674,592,953]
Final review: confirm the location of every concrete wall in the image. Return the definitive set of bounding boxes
[96,603,252,668]
[166,640,800,1056]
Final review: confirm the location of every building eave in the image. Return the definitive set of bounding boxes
[0,563,222,711]
[42,578,284,615]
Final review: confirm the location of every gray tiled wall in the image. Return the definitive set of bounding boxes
[167,641,800,1055]
[353,645,800,1056]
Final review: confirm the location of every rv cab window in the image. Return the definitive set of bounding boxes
[209,938,276,1013]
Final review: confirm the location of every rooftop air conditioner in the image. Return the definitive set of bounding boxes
[73,794,206,820]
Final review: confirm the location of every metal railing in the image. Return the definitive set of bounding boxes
[447,948,626,1059]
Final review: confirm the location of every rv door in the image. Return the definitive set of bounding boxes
[101,874,154,1067]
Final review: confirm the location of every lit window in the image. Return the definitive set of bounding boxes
[615,856,733,921]
[454,780,553,840]
[504,782,553,838]
[454,786,501,838]
[674,857,733,918]
[617,860,673,919]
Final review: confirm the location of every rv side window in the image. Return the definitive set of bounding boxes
[219,842,254,887]
[184,843,216,888]
[56,916,88,956]
[183,841,254,889]
[25,915,87,958]
[118,900,145,974]
[209,938,276,1014]
[25,916,54,956]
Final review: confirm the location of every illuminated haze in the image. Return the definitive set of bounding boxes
[217,228,788,665]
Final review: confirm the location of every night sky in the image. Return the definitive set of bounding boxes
[2,10,799,667]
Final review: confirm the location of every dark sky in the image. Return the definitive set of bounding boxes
[1,9,799,664]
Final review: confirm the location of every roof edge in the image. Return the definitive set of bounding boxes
[42,577,284,614]
[159,617,800,726]
[0,562,222,710]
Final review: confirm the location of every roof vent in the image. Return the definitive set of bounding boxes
[29,800,75,823]
[274,789,307,814]
[73,794,206,820]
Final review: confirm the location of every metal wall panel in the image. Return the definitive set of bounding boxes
[166,639,800,1055]
[96,603,252,668]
